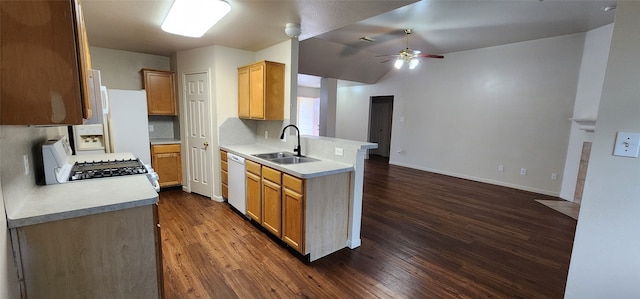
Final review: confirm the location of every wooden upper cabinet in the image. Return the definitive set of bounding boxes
[237,61,284,120]
[238,66,250,118]
[0,0,92,125]
[142,69,177,115]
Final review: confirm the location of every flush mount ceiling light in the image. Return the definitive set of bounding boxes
[161,0,231,38]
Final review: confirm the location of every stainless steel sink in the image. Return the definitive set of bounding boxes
[268,156,319,165]
[252,152,296,159]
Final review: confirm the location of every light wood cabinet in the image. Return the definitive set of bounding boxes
[151,144,182,188]
[245,160,262,222]
[0,0,92,125]
[220,150,229,199]
[237,61,285,120]
[11,205,161,298]
[262,166,282,237]
[282,174,305,253]
[142,69,177,115]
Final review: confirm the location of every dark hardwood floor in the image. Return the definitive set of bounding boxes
[158,155,576,298]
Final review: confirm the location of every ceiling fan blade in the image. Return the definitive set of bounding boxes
[418,54,445,59]
[379,58,392,63]
[375,54,400,58]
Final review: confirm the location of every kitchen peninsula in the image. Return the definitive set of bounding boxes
[221,135,376,261]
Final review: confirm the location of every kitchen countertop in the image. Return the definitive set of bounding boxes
[7,175,158,228]
[221,144,353,179]
[150,138,181,145]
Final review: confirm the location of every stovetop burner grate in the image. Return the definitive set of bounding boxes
[69,158,148,181]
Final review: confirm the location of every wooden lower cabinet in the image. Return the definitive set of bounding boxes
[261,166,282,237]
[282,174,304,253]
[242,158,351,261]
[245,160,262,222]
[152,144,182,188]
[11,205,161,298]
[220,150,228,199]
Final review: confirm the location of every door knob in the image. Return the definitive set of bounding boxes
[204,141,209,149]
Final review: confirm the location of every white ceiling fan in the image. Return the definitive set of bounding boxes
[378,29,444,69]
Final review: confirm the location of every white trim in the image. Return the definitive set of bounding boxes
[389,161,560,197]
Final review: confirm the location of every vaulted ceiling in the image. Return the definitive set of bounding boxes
[82,0,616,86]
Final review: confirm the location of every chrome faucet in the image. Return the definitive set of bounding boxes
[280,124,302,157]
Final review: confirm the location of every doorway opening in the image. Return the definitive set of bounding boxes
[368,96,394,159]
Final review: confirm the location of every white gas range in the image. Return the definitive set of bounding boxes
[42,136,160,192]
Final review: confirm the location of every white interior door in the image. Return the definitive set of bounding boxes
[185,72,212,197]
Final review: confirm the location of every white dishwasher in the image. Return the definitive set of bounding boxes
[227,153,247,215]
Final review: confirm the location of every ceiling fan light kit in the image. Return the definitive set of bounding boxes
[161,0,231,38]
[381,29,444,70]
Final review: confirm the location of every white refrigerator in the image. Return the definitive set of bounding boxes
[107,89,151,165]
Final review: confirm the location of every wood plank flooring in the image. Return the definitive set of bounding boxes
[158,155,576,298]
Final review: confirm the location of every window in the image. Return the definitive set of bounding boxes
[297,96,319,136]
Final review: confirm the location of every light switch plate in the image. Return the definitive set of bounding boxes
[613,132,640,158]
[335,147,344,156]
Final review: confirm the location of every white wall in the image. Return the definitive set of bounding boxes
[560,24,614,201]
[298,86,320,98]
[256,39,295,119]
[0,181,18,299]
[337,33,584,196]
[176,40,296,199]
[89,47,171,89]
[565,2,640,297]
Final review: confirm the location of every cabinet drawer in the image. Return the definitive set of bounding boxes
[221,160,228,172]
[262,166,281,184]
[246,160,261,176]
[152,144,180,154]
[283,174,304,194]
[220,150,227,161]
[221,169,228,185]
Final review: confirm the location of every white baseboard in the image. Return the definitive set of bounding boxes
[389,161,560,197]
[347,238,361,249]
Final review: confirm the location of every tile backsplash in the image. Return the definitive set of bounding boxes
[148,116,180,139]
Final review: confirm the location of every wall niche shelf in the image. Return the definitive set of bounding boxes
[570,118,597,132]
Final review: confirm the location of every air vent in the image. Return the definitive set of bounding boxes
[359,36,375,43]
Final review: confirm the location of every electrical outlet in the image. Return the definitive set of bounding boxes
[551,173,557,180]
[498,164,504,172]
[148,125,154,132]
[23,154,29,176]
[520,168,527,175]
[335,147,344,156]
[264,131,268,139]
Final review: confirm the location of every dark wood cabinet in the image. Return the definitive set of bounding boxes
[0,0,92,125]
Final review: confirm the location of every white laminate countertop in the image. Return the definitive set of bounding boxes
[220,144,353,179]
[7,175,158,228]
[150,138,181,145]
[8,152,158,228]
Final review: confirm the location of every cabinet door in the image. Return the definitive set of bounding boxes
[237,66,250,119]
[262,177,282,237]
[143,69,177,115]
[282,174,305,253]
[246,172,262,222]
[154,152,182,187]
[249,63,265,119]
[1,0,87,125]
[152,204,164,299]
